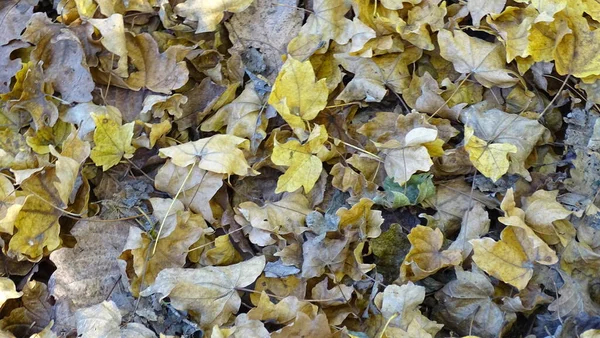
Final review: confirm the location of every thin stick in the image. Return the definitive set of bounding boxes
[152,161,196,255]
[539,74,570,121]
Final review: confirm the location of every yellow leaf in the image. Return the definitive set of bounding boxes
[140,256,266,329]
[159,134,257,177]
[202,235,242,266]
[523,190,574,245]
[174,0,254,33]
[464,126,517,182]
[337,198,383,239]
[467,0,506,27]
[581,330,600,338]
[25,120,72,155]
[438,29,518,88]
[8,195,61,261]
[271,125,327,193]
[335,48,422,102]
[487,6,537,62]
[396,0,447,50]
[400,226,462,282]
[121,210,207,295]
[0,277,22,308]
[247,292,317,325]
[148,120,172,147]
[237,192,312,246]
[90,113,135,171]
[470,222,557,290]
[0,175,20,235]
[155,160,223,222]
[268,57,328,137]
[554,12,600,78]
[297,0,354,45]
[202,82,268,141]
[88,14,128,77]
[461,108,546,180]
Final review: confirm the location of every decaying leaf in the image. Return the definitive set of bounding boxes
[400,226,462,282]
[140,256,265,329]
[48,219,133,332]
[75,301,156,338]
[2,0,600,336]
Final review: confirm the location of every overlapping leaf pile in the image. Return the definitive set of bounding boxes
[1,0,600,337]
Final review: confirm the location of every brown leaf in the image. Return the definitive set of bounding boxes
[48,219,133,333]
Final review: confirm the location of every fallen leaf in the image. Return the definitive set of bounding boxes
[123,33,190,93]
[140,256,266,329]
[75,301,156,338]
[121,210,206,295]
[0,278,21,308]
[448,204,491,260]
[174,0,255,33]
[438,29,518,88]
[154,159,223,222]
[268,57,328,136]
[335,48,422,102]
[468,0,507,27]
[374,283,443,335]
[461,108,546,180]
[337,198,383,239]
[0,281,51,336]
[48,219,133,332]
[247,292,317,325]
[464,125,517,182]
[271,125,327,193]
[400,226,462,282]
[470,222,558,290]
[90,113,135,171]
[160,134,257,177]
[434,268,514,338]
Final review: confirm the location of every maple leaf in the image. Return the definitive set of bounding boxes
[89,113,135,171]
[297,0,354,45]
[268,57,328,137]
[374,283,443,336]
[75,301,155,338]
[247,292,317,324]
[0,278,21,308]
[202,82,270,141]
[174,0,255,33]
[89,14,128,77]
[159,134,257,177]
[438,29,518,88]
[554,11,600,78]
[0,281,52,335]
[120,209,207,295]
[49,219,132,331]
[461,108,546,180]
[236,191,312,245]
[337,198,383,239]
[140,256,266,329]
[470,222,558,290]
[464,125,517,182]
[335,48,422,102]
[468,0,507,27]
[434,268,515,337]
[400,226,462,282]
[271,125,328,193]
